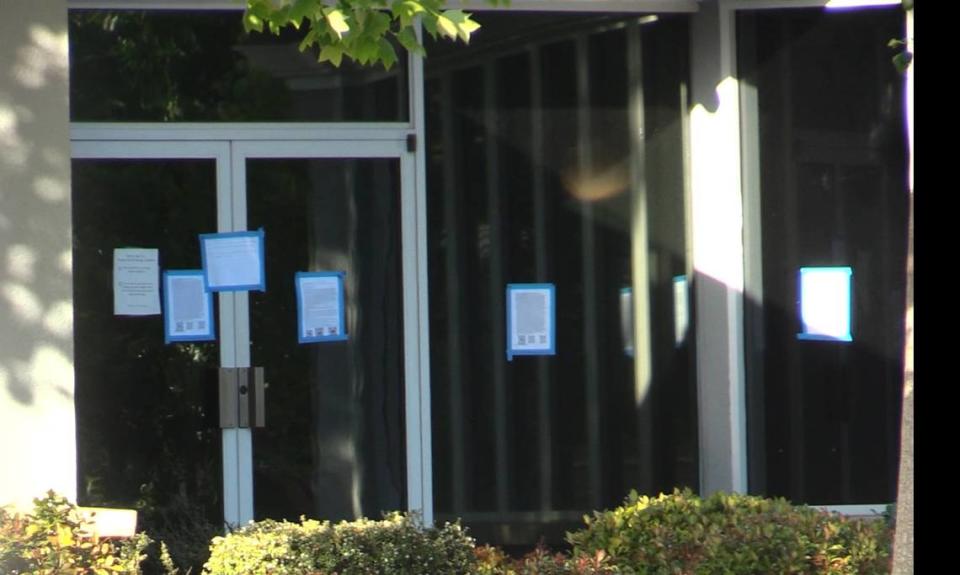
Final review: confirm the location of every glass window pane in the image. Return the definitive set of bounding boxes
[69,10,408,123]
[72,159,222,565]
[425,12,695,549]
[739,7,908,505]
[246,158,406,522]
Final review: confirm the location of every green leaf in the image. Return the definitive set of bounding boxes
[354,37,381,64]
[392,0,426,28]
[442,9,480,43]
[459,18,481,43]
[318,44,344,67]
[893,51,913,73]
[396,26,425,56]
[243,12,264,33]
[289,0,315,26]
[246,0,274,21]
[324,8,351,40]
[274,5,292,25]
[435,13,457,40]
[379,38,398,69]
[354,7,368,26]
[421,13,438,38]
[298,27,319,52]
[366,10,392,37]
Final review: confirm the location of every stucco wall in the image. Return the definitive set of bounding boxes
[0,0,76,507]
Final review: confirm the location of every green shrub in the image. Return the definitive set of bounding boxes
[567,488,893,575]
[0,490,150,574]
[474,543,621,575]
[136,493,221,575]
[474,544,513,574]
[202,511,477,575]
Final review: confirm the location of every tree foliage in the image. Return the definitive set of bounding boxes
[244,0,506,69]
[889,0,913,73]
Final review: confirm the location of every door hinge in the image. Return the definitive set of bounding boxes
[406,133,417,152]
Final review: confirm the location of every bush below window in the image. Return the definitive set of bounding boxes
[3,490,891,574]
[0,491,150,574]
[202,512,476,575]
[567,488,892,574]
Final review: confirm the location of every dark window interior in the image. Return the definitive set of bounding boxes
[425,12,697,550]
[740,7,907,505]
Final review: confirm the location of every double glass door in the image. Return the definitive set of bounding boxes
[71,138,425,534]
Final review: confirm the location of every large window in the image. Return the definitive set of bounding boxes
[425,13,696,548]
[69,10,408,122]
[739,7,908,505]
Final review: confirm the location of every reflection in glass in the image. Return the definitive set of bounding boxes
[619,288,634,357]
[246,159,406,522]
[69,10,408,123]
[673,275,689,347]
[72,159,222,570]
[425,13,696,549]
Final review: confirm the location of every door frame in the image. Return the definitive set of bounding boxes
[228,140,425,526]
[71,133,432,528]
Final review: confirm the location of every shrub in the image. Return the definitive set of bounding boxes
[474,543,620,575]
[202,511,477,575]
[136,493,221,575]
[567,488,893,575]
[0,490,150,574]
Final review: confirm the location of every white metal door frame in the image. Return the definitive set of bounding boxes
[229,140,426,525]
[70,139,248,525]
[70,137,431,528]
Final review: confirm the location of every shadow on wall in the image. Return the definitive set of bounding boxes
[0,13,74,407]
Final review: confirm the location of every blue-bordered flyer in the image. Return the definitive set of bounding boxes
[296,271,348,343]
[506,283,556,361]
[163,270,215,344]
[797,266,853,342]
[199,229,266,292]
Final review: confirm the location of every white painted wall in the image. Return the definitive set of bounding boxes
[0,0,76,508]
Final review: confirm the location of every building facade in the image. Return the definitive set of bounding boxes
[1,0,909,550]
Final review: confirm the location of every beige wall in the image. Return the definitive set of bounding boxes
[0,0,76,507]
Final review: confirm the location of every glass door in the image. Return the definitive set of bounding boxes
[71,141,232,562]
[228,141,425,524]
[72,138,428,532]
